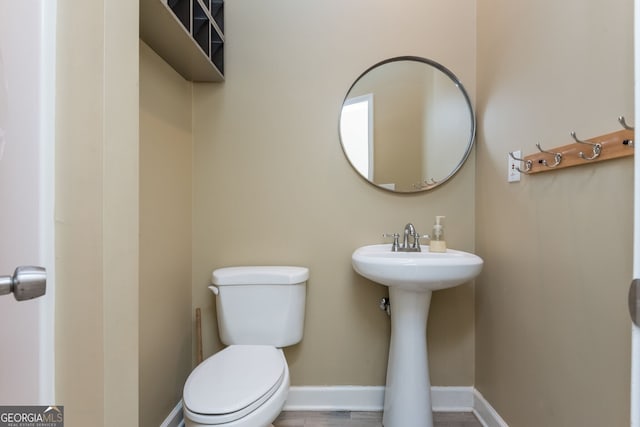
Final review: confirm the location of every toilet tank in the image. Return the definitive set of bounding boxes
[210,266,308,347]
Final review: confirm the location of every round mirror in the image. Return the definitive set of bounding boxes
[339,56,475,193]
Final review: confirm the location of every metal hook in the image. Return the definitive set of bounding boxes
[571,131,602,161]
[509,151,532,174]
[619,116,634,131]
[619,116,635,147]
[535,142,562,168]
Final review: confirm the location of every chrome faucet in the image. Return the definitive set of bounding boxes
[403,223,416,249]
[384,223,428,252]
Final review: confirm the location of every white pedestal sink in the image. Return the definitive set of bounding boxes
[352,244,483,427]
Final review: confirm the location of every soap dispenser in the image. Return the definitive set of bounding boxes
[430,216,447,252]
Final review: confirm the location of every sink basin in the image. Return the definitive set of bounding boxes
[352,243,483,427]
[352,243,483,291]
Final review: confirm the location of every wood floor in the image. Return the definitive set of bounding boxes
[273,411,483,427]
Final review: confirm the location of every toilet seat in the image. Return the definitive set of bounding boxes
[183,345,286,425]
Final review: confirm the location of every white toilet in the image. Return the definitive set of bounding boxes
[182,266,308,427]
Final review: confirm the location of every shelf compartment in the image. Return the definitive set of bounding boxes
[210,1,224,33]
[211,28,223,74]
[192,0,210,56]
[167,0,190,31]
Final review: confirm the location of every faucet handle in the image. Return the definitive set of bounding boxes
[382,233,400,251]
[414,234,430,250]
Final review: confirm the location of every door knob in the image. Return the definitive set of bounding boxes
[630,279,640,327]
[0,266,46,301]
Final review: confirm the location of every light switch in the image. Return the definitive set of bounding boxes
[508,150,521,182]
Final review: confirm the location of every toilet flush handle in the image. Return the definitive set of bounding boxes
[208,285,219,295]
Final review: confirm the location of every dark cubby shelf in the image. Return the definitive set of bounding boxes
[167,0,190,32]
[141,0,224,81]
[211,32,223,74]
[192,1,210,55]
[210,1,224,33]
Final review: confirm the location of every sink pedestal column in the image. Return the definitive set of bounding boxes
[383,287,433,427]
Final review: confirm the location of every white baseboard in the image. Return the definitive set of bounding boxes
[472,388,509,427]
[283,386,385,411]
[284,386,508,427]
[164,386,507,427]
[431,386,475,411]
[160,400,185,427]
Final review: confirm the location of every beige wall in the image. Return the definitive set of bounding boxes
[55,0,139,425]
[54,1,636,424]
[139,42,193,427]
[192,0,477,386]
[476,0,634,426]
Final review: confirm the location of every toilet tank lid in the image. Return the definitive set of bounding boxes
[212,266,309,286]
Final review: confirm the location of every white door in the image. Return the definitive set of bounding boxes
[0,0,55,405]
[633,2,640,425]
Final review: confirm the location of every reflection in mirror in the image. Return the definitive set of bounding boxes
[341,94,374,180]
[339,57,475,193]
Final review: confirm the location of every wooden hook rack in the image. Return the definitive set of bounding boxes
[518,128,634,175]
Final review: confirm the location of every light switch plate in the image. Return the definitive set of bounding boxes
[508,150,521,182]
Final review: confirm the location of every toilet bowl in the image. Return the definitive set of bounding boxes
[183,346,289,427]
[182,266,308,427]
